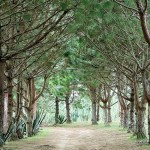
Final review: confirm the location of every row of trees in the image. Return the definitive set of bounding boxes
[59,0,150,142]
[89,0,150,142]
[1,0,150,146]
[0,0,78,144]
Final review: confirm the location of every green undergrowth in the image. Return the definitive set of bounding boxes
[25,128,50,141]
[129,134,147,141]
[3,123,150,150]
[128,132,150,149]
[3,128,50,150]
[54,121,121,131]
[128,136,150,149]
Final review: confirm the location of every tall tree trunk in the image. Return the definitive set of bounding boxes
[7,74,13,126]
[141,71,150,142]
[148,104,150,143]
[0,67,5,145]
[26,78,35,137]
[0,62,5,135]
[55,96,59,124]
[135,107,146,139]
[92,101,97,125]
[120,105,124,127]
[96,99,100,121]
[3,91,8,135]
[103,103,108,125]
[65,94,71,124]
[108,100,112,123]
[123,109,129,128]
[89,86,97,125]
[26,111,33,137]
[97,85,102,122]
[11,78,23,140]
[0,23,5,142]
[133,77,147,139]
[15,78,23,124]
[25,76,46,137]
[24,78,33,137]
[128,101,135,133]
[128,82,135,133]
[33,92,37,120]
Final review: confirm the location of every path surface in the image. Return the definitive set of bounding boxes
[3,125,149,150]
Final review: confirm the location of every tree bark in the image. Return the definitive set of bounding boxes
[15,78,23,124]
[0,62,6,146]
[0,62,5,134]
[135,107,147,139]
[128,101,135,133]
[103,103,108,125]
[120,105,124,127]
[26,78,35,137]
[7,71,13,126]
[55,96,59,124]
[92,101,97,125]
[22,78,34,137]
[89,86,98,125]
[3,91,8,134]
[108,100,112,123]
[123,109,129,128]
[128,82,135,133]
[65,94,71,124]
[96,99,100,121]
[24,77,46,137]
[148,103,150,143]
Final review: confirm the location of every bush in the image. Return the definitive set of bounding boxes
[32,110,46,135]
[57,115,66,124]
[0,123,15,146]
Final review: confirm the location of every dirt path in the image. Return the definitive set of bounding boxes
[3,125,150,150]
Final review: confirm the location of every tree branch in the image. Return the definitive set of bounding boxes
[113,0,139,12]
[34,75,47,102]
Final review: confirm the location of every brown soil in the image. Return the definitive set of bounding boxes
[2,124,150,150]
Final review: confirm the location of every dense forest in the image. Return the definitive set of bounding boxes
[1,0,150,148]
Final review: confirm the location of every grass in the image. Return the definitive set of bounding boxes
[128,135,150,149]
[24,128,50,141]
[54,121,122,131]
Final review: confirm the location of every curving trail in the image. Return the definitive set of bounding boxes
[3,124,149,150]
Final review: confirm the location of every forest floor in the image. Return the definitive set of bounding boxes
[2,123,150,150]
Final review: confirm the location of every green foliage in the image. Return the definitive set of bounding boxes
[32,110,46,135]
[61,2,68,10]
[73,100,83,109]
[57,115,66,124]
[71,111,79,122]
[16,120,26,139]
[48,70,77,99]
[0,123,15,146]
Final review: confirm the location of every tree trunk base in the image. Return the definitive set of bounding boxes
[10,133,19,141]
[133,132,147,140]
[137,132,147,140]
[92,121,98,125]
[104,123,110,127]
